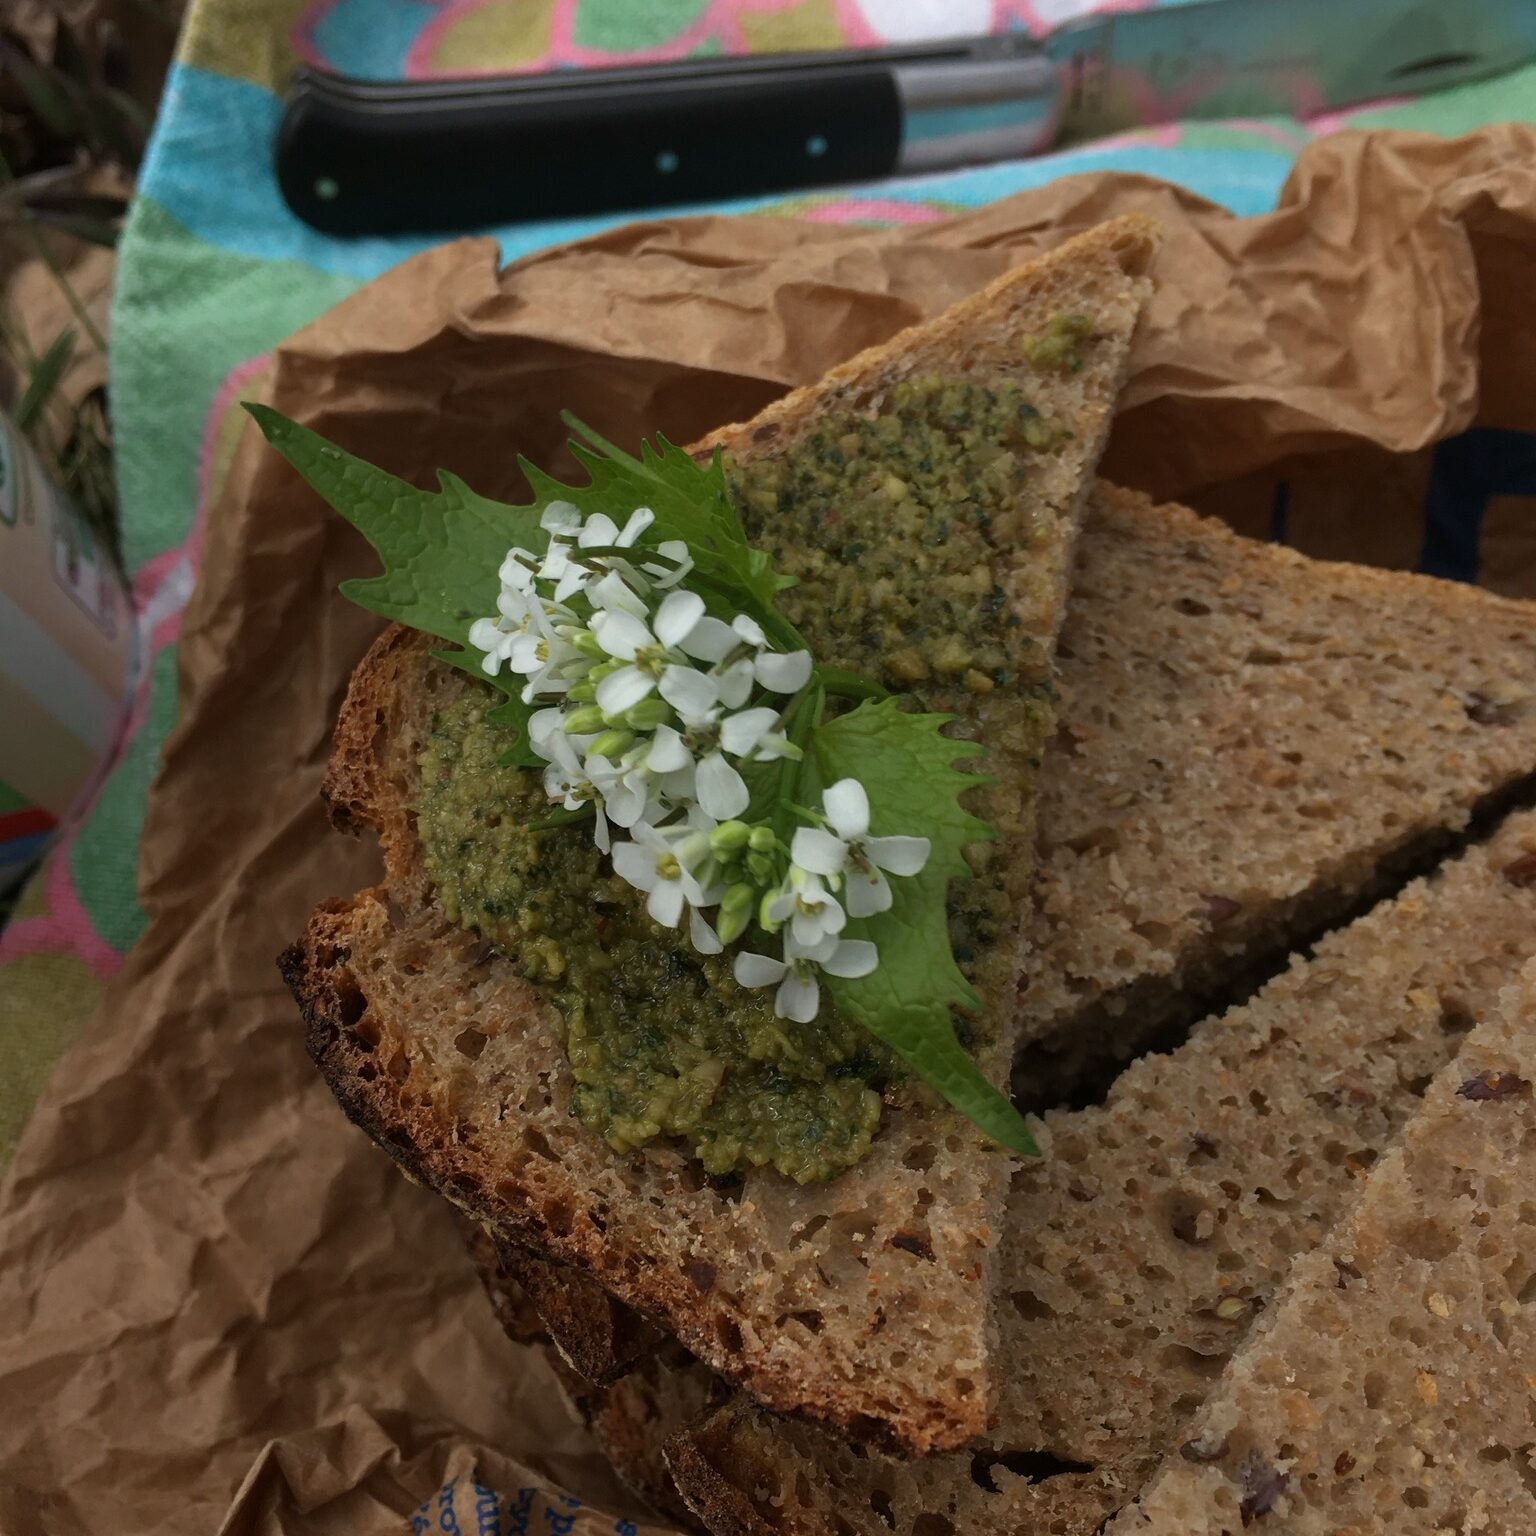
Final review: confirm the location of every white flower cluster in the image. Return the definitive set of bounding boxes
[469,501,930,1023]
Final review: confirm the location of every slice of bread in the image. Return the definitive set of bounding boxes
[459,1216,547,1347]
[1107,962,1536,1535]
[464,1234,715,1531]
[663,808,1536,1535]
[487,481,1536,1387]
[556,1348,722,1532]
[285,217,1160,1456]
[1020,484,1536,1091]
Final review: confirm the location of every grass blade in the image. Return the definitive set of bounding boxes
[14,329,78,431]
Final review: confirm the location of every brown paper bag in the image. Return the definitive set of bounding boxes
[3,123,1535,1536]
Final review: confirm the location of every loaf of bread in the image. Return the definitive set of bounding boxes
[490,479,1536,1389]
[1108,961,1536,1535]
[282,218,1159,1456]
[665,808,1536,1535]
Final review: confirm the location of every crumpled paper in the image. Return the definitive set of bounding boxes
[2,122,1535,1536]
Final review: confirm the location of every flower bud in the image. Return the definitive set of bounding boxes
[746,851,775,883]
[624,697,673,730]
[566,681,598,703]
[710,820,751,854]
[747,825,777,852]
[758,889,783,933]
[676,830,712,869]
[571,630,605,659]
[563,705,606,735]
[716,902,751,945]
[588,728,635,759]
[720,882,755,916]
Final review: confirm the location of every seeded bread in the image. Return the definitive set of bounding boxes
[1107,963,1536,1535]
[488,482,1536,1387]
[664,809,1536,1535]
[284,217,1159,1457]
[1019,484,1536,1093]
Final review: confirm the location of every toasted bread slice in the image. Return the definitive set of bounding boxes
[1107,962,1536,1536]
[288,218,1159,1455]
[663,809,1536,1535]
[480,482,1536,1386]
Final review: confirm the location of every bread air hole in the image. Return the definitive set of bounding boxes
[968,1449,1094,1493]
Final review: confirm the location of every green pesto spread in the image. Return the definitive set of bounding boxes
[1020,311,1092,373]
[417,375,1060,1180]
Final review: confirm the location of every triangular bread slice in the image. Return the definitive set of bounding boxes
[481,481,1536,1388]
[284,218,1159,1456]
[665,808,1536,1535]
[1107,961,1536,1536]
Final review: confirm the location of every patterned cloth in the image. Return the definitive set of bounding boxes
[1,0,1533,1163]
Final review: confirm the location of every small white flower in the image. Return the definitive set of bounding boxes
[497,547,539,594]
[733,931,878,1023]
[540,731,611,851]
[540,501,582,537]
[767,864,846,950]
[609,819,719,929]
[640,538,693,589]
[584,753,649,830]
[711,615,813,706]
[790,778,930,918]
[578,507,654,551]
[591,589,715,715]
[538,537,590,604]
[635,702,786,822]
[587,723,692,830]
[468,615,519,676]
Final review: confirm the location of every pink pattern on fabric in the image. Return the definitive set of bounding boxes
[802,196,947,224]
[407,0,737,79]
[0,828,124,978]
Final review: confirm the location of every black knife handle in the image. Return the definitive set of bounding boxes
[276,60,904,234]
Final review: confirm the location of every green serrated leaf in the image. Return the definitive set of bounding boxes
[812,699,1037,1158]
[244,403,802,763]
[245,404,542,644]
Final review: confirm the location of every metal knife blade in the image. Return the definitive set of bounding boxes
[1051,0,1536,139]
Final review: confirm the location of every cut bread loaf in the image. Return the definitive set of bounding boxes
[664,809,1536,1535]
[1020,483,1536,1089]
[464,1230,714,1531]
[1107,962,1536,1536]
[486,480,1536,1388]
[285,217,1160,1456]
[459,1216,547,1347]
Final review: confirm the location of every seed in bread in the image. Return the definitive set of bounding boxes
[1106,962,1536,1535]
